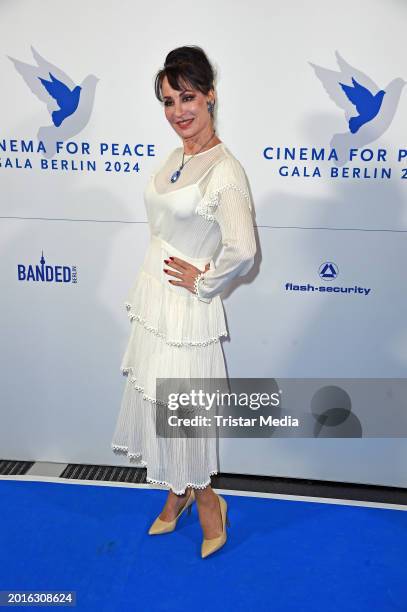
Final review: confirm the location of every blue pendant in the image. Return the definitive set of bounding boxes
[170,169,181,183]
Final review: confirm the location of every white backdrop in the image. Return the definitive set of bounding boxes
[1,0,407,487]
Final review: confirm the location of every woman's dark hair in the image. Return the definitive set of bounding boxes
[154,45,216,103]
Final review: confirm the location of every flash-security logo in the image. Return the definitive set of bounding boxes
[309,51,406,163]
[319,262,338,280]
[7,45,99,159]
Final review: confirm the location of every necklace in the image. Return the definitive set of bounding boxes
[169,130,217,183]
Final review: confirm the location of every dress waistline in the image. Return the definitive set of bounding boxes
[141,234,214,296]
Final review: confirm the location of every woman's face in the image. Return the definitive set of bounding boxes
[161,75,213,140]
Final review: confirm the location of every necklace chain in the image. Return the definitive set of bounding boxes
[169,130,217,183]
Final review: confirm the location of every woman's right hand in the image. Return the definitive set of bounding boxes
[164,258,210,295]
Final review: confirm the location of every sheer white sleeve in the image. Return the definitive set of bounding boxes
[194,159,256,303]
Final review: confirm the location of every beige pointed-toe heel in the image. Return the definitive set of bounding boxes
[148,489,195,535]
[201,494,230,559]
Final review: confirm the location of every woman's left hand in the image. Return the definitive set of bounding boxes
[163,256,210,295]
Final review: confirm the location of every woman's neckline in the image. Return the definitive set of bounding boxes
[180,142,224,158]
[151,143,226,196]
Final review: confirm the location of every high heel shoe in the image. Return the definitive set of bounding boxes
[148,489,195,535]
[201,493,230,558]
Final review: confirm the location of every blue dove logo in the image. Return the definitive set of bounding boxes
[339,77,385,134]
[38,72,82,127]
[7,45,99,158]
[309,51,406,164]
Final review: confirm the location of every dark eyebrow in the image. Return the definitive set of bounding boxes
[163,89,193,100]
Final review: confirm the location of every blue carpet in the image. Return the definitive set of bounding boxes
[0,479,406,611]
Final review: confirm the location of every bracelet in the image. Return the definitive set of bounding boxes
[193,272,206,298]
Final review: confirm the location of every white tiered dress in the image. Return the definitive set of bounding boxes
[111,142,256,494]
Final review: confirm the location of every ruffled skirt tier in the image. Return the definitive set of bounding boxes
[111,234,229,494]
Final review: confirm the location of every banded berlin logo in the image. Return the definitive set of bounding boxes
[17,251,78,284]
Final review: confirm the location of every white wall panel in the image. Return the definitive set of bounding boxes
[1,0,406,486]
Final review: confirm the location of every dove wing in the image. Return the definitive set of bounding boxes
[335,50,379,93]
[309,61,355,114]
[30,45,75,89]
[339,77,373,112]
[7,47,76,114]
[38,72,72,106]
[7,55,56,107]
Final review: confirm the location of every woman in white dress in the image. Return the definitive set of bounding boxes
[111,45,257,558]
